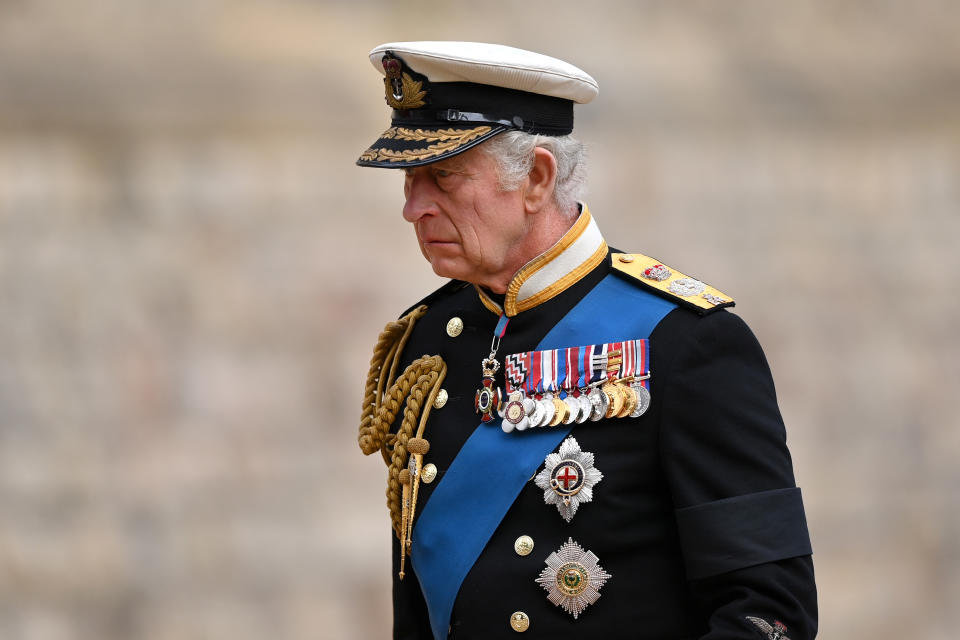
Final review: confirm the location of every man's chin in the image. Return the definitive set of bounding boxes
[427,259,475,284]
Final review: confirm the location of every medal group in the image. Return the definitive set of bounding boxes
[475,338,652,433]
[473,338,654,622]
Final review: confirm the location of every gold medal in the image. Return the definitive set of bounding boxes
[602,382,623,418]
[617,383,637,418]
[549,396,568,426]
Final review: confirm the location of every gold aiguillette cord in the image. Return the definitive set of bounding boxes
[357,305,447,579]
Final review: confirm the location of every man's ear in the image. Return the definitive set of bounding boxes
[523,147,557,214]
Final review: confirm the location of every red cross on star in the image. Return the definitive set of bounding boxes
[556,465,579,489]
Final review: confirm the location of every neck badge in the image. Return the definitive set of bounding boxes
[474,357,502,423]
[536,537,612,619]
[475,314,509,423]
[534,436,603,523]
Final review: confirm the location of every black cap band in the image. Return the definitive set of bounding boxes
[392,81,574,136]
[395,109,525,130]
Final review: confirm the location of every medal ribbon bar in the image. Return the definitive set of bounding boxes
[504,339,650,395]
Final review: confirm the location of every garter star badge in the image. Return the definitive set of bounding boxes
[534,436,603,522]
[536,537,611,619]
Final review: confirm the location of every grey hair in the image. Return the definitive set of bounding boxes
[481,131,586,215]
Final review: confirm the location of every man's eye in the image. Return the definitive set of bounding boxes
[434,169,452,178]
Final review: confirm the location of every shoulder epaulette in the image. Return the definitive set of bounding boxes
[399,279,470,318]
[610,253,734,316]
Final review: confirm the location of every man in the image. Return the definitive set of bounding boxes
[356,41,817,639]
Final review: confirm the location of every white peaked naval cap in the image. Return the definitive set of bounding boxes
[357,41,598,168]
[368,41,599,104]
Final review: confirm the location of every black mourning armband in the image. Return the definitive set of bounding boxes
[675,487,811,580]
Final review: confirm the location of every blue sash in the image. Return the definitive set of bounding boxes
[411,274,677,640]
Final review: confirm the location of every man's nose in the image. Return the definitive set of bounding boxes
[402,172,437,223]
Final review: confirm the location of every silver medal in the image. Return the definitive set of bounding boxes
[587,387,608,422]
[522,396,536,416]
[630,383,651,418]
[529,398,547,428]
[575,394,592,424]
[534,436,604,523]
[538,395,556,427]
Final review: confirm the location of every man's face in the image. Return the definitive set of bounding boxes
[402,144,528,291]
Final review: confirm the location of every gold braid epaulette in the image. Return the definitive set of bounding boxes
[357,304,446,569]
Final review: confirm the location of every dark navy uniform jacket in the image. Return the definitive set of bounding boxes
[386,208,817,639]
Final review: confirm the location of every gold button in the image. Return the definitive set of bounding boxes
[433,388,449,409]
[446,317,464,337]
[421,463,438,484]
[509,611,530,632]
[618,254,635,263]
[514,535,534,556]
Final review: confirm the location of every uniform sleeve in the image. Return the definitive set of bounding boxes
[392,535,434,640]
[657,310,818,639]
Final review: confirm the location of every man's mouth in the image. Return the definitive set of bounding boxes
[419,232,459,246]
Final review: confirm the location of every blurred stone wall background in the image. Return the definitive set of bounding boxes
[0,1,957,638]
